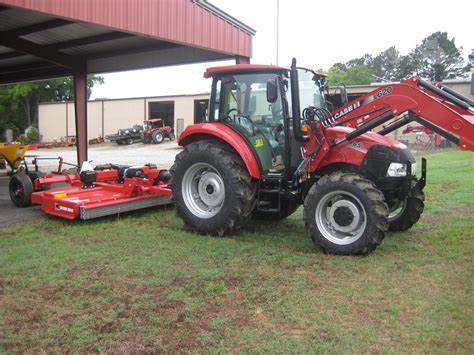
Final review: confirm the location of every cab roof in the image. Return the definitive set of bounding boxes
[204,64,327,78]
[204,64,288,78]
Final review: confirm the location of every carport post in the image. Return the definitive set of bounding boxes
[235,55,250,64]
[73,69,88,165]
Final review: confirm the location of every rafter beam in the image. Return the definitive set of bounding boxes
[0,32,132,62]
[0,66,71,85]
[6,19,72,37]
[46,31,132,50]
[0,61,56,75]
[0,31,83,68]
[0,50,23,60]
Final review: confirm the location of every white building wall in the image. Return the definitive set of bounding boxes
[38,103,67,142]
[104,98,145,136]
[38,93,209,142]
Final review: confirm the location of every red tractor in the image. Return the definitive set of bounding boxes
[170,59,473,255]
[143,118,175,144]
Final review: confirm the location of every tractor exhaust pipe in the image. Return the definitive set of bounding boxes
[290,58,308,142]
[418,79,472,111]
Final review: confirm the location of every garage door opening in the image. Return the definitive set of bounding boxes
[194,99,209,123]
[148,101,175,127]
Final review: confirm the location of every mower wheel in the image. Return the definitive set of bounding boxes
[170,140,256,236]
[168,132,175,141]
[126,138,134,145]
[152,131,164,144]
[304,172,389,255]
[388,179,425,231]
[9,171,33,207]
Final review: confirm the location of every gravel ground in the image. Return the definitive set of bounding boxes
[29,141,182,171]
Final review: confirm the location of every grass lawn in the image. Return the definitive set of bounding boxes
[0,150,473,353]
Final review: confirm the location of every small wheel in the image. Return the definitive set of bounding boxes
[152,131,164,144]
[388,180,425,231]
[304,172,389,255]
[170,140,256,236]
[9,172,33,207]
[126,138,133,145]
[168,132,175,141]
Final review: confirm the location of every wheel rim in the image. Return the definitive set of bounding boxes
[388,199,406,221]
[315,190,367,245]
[10,180,24,204]
[182,162,225,219]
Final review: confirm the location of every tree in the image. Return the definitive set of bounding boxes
[326,32,467,85]
[371,47,402,81]
[406,32,465,81]
[327,63,374,86]
[0,75,103,131]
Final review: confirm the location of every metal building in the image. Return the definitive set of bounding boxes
[0,0,255,163]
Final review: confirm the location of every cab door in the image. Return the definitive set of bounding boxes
[211,73,288,175]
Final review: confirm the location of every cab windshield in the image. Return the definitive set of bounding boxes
[286,68,326,114]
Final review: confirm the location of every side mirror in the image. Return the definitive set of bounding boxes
[266,79,278,103]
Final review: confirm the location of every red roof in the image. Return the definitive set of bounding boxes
[204,64,328,78]
[0,0,255,84]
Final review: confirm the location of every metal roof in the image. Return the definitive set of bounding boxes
[0,0,255,84]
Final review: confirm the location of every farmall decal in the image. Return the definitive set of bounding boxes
[334,101,361,119]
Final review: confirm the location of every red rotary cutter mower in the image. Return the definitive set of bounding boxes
[9,158,172,220]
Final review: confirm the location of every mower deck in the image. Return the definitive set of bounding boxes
[32,183,172,220]
[10,162,173,220]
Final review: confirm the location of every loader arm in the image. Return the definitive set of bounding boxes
[327,76,474,151]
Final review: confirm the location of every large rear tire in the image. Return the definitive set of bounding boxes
[304,172,389,255]
[388,180,425,231]
[9,172,33,207]
[170,140,256,236]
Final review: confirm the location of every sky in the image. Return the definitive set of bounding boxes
[91,0,473,100]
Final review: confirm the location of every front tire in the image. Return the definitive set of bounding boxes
[388,180,425,231]
[152,131,164,144]
[170,140,256,236]
[304,172,389,255]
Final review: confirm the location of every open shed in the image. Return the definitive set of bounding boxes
[0,0,255,163]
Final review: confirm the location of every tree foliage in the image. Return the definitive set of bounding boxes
[0,75,103,133]
[327,32,468,85]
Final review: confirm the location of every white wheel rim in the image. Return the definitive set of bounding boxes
[182,162,225,219]
[388,199,406,221]
[315,190,367,245]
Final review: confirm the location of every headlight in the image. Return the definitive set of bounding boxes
[125,130,130,134]
[387,163,406,177]
[387,162,416,177]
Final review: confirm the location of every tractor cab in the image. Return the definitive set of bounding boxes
[205,63,326,178]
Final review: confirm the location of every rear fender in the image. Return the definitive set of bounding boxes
[178,123,261,179]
